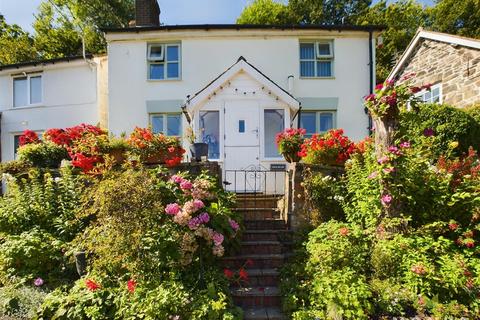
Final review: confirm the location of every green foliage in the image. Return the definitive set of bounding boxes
[0,229,71,285]
[427,0,480,38]
[0,16,38,65]
[17,142,68,168]
[237,0,294,24]
[399,103,480,157]
[0,280,48,319]
[0,167,86,239]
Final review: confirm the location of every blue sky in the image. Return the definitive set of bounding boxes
[0,0,434,33]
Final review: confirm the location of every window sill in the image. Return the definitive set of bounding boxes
[10,104,44,110]
[147,78,182,82]
[299,77,335,80]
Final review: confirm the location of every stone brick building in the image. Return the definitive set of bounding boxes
[389,29,480,108]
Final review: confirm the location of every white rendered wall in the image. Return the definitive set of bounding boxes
[107,30,371,141]
[0,62,100,162]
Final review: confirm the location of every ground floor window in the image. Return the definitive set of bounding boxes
[300,111,335,137]
[199,111,220,159]
[264,109,285,158]
[150,113,182,136]
[416,83,442,103]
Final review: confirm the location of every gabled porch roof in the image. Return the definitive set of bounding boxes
[182,57,300,115]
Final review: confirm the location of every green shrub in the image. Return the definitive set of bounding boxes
[399,103,480,157]
[0,229,72,285]
[0,280,48,320]
[17,142,68,168]
[465,103,480,124]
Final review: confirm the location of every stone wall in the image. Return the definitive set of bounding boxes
[396,38,480,108]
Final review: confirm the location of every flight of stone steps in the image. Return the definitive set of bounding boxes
[223,194,293,320]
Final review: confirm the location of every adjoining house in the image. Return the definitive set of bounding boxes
[0,0,382,187]
[388,28,480,107]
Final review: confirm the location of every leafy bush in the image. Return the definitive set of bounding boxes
[0,280,47,320]
[17,142,68,168]
[399,103,480,157]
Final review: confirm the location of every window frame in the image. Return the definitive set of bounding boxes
[149,113,182,137]
[300,110,336,137]
[416,83,442,104]
[147,43,181,81]
[12,73,43,108]
[299,40,335,79]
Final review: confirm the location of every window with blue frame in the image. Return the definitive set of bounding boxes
[150,113,182,136]
[300,41,334,78]
[148,43,181,80]
[300,111,335,137]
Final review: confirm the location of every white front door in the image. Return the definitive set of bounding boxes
[224,101,261,192]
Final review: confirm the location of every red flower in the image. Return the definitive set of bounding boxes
[127,279,136,293]
[239,268,249,281]
[223,269,234,279]
[339,227,349,236]
[168,146,176,153]
[19,130,40,146]
[448,223,459,231]
[85,279,100,291]
[71,153,102,173]
[464,239,475,248]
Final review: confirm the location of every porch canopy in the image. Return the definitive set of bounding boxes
[182,56,300,121]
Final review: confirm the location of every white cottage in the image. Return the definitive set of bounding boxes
[0,0,381,192]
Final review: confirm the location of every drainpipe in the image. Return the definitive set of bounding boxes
[367,30,374,135]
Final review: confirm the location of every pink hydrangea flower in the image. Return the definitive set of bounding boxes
[229,218,240,232]
[377,156,389,164]
[188,217,201,230]
[212,232,224,246]
[381,194,393,206]
[198,212,210,224]
[34,277,44,287]
[193,199,205,210]
[165,203,181,215]
[180,180,193,190]
[170,175,184,184]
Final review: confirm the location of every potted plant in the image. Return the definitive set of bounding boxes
[186,126,208,162]
[298,129,356,166]
[102,136,129,165]
[276,128,306,163]
[128,127,185,166]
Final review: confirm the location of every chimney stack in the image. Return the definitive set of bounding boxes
[135,0,160,27]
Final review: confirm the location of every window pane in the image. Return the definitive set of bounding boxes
[320,113,334,132]
[30,76,42,104]
[167,45,179,61]
[167,63,179,78]
[300,112,316,137]
[239,120,245,133]
[151,115,164,134]
[14,135,21,156]
[300,43,315,59]
[318,43,331,56]
[149,45,163,59]
[150,64,164,79]
[317,61,332,77]
[301,61,315,77]
[167,114,181,136]
[264,109,284,158]
[424,91,431,102]
[14,77,27,107]
[199,111,220,159]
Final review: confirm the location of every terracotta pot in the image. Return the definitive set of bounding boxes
[143,152,166,164]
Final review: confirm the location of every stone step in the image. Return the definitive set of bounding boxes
[244,220,287,231]
[243,307,286,320]
[229,268,279,287]
[235,197,283,210]
[222,254,287,269]
[240,241,283,255]
[242,230,294,242]
[232,286,281,308]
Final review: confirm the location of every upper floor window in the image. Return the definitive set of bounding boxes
[150,113,182,136]
[300,111,335,138]
[300,41,334,78]
[13,74,42,107]
[148,43,181,80]
[416,83,442,104]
